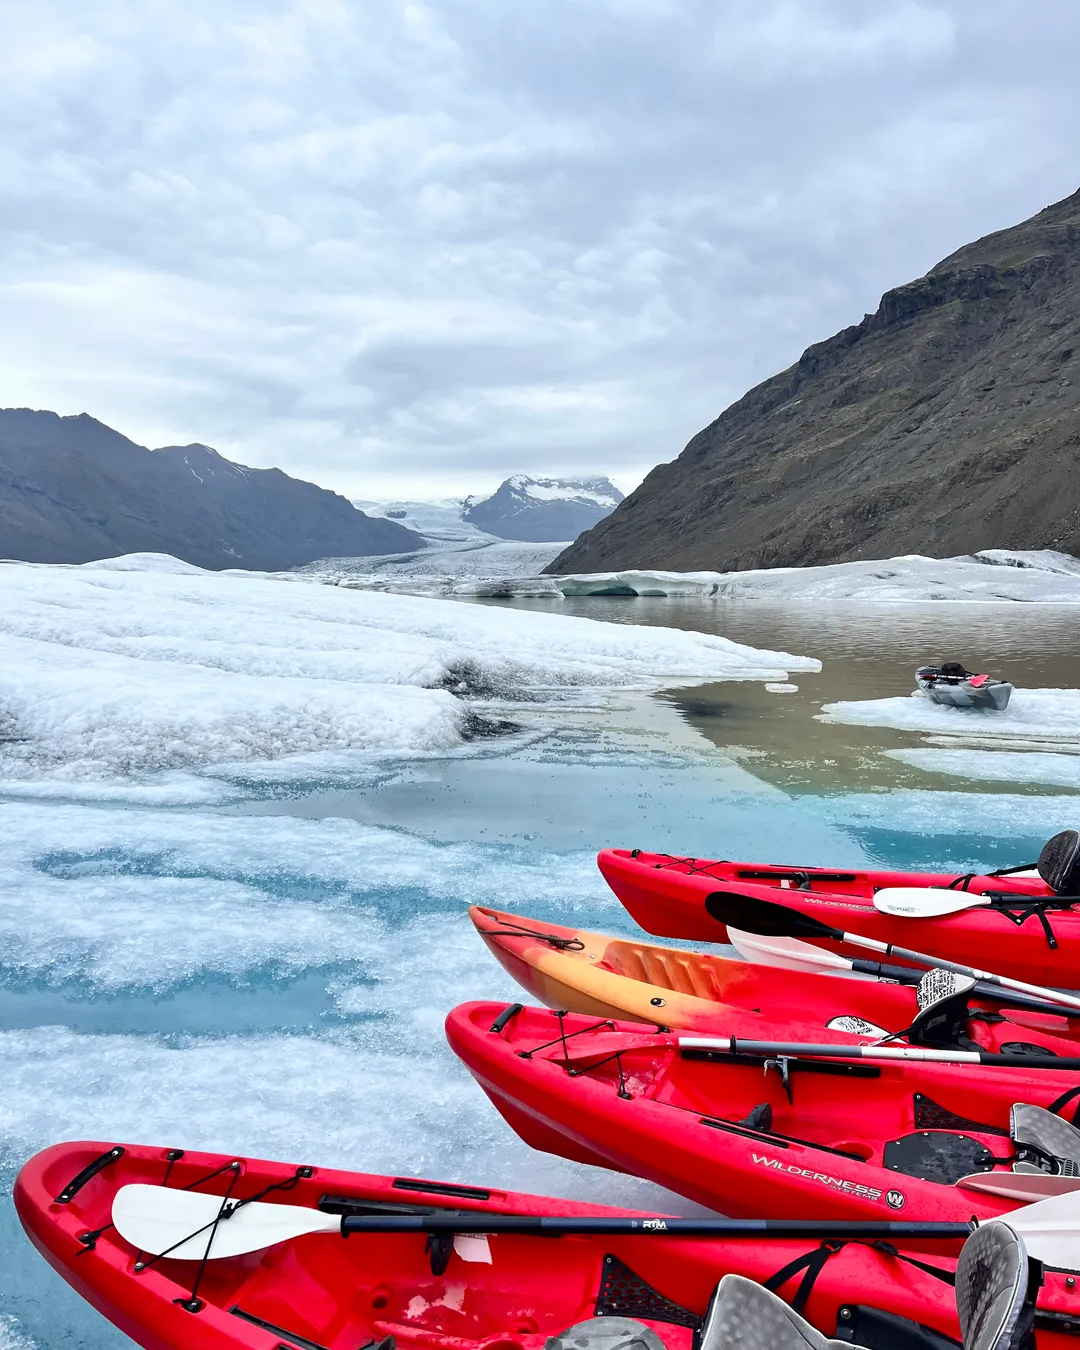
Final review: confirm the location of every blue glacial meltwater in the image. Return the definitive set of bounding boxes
[1,581,1079,1348]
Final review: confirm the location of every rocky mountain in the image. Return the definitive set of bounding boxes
[548,187,1080,574]
[0,409,422,570]
[463,475,623,542]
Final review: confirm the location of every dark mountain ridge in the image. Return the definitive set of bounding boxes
[549,187,1080,574]
[0,409,422,570]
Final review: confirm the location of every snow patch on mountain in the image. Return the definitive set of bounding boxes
[463,476,624,542]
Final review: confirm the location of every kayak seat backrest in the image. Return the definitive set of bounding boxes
[939,662,971,680]
[544,1317,666,1350]
[1010,1103,1080,1176]
[955,1221,1035,1350]
[1037,830,1080,895]
[699,1274,863,1350]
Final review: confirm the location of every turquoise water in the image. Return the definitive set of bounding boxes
[2,600,1078,1347]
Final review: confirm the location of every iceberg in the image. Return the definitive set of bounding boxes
[886,748,1080,789]
[0,555,818,779]
[820,688,1080,744]
[552,549,1080,602]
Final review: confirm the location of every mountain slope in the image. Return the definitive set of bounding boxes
[548,187,1080,574]
[464,475,623,541]
[0,410,422,569]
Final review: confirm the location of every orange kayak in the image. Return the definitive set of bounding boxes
[469,904,1080,1053]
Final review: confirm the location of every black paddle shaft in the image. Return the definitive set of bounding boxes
[340,1214,971,1239]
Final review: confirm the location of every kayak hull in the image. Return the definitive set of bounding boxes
[597,850,1076,985]
[12,1138,1005,1350]
[447,1000,1080,1229]
[468,905,1080,1054]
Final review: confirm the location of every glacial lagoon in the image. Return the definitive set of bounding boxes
[2,590,1079,1348]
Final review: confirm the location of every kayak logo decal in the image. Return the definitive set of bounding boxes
[751,1153,886,1203]
[886,1190,906,1210]
[642,1219,668,1230]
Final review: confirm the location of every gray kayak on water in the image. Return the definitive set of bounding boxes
[915,662,1013,711]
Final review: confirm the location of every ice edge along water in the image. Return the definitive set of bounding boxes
[0,554,817,781]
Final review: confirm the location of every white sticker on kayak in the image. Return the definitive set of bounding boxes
[453,1234,492,1263]
[752,1153,891,1204]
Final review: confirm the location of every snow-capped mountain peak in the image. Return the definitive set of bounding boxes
[463,475,624,542]
[501,475,622,509]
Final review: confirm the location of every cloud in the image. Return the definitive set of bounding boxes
[0,0,1078,498]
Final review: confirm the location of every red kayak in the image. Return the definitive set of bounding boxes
[13,1138,1015,1350]
[598,847,1080,985]
[447,1000,1080,1229]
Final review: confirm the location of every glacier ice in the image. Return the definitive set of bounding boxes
[820,688,1080,744]
[886,748,1080,789]
[553,550,1080,602]
[0,556,817,780]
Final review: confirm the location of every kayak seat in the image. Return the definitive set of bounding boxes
[544,1317,665,1350]
[698,1274,863,1350]
[955,1220,1036,1350]
[1037,829,1080,895]
[1010,1103,1080,1175]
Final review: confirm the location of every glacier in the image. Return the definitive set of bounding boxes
[552,550,1080,602]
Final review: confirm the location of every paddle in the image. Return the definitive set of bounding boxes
[111,1183,1080,1266]
[957,1173,1080,1202]
[707,891,1080,1015]
[726,928,1080,1021]
[679,1033,1080,1072]
[874,888,1080,919]
[727,928,925,982]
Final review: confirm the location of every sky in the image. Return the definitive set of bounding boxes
[2,1,1080,502]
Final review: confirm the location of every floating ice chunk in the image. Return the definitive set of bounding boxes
[553,549,1080,602]
[887,748,1080,789]
[0,561,817,778]
[556,570,719,597]
[764,683,798,693]
[451,578,561,598]
[0,1313,38,1350]
[822,789,1080,842]
[0,633,462,777]
[819,688,1080,744]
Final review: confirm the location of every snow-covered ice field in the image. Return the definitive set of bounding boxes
[821,688,1080,744]
[2,555,1079,1348]
[552,550,1080,602]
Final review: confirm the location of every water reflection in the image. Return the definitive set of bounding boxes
[467,597,1080,793]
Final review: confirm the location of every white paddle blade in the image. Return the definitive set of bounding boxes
[112,1184,339,1260]
[993,1187,1080,1268]
[873,888,990,918]
[956,1173,1080,1201]
[726,928,854,975]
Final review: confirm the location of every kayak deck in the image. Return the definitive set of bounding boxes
[448,1001,1080,1227]
[15,1140,992,1350]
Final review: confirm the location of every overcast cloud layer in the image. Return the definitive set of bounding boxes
[2,1,1079,500]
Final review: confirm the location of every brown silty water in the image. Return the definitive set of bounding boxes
[466,597,1080,794]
